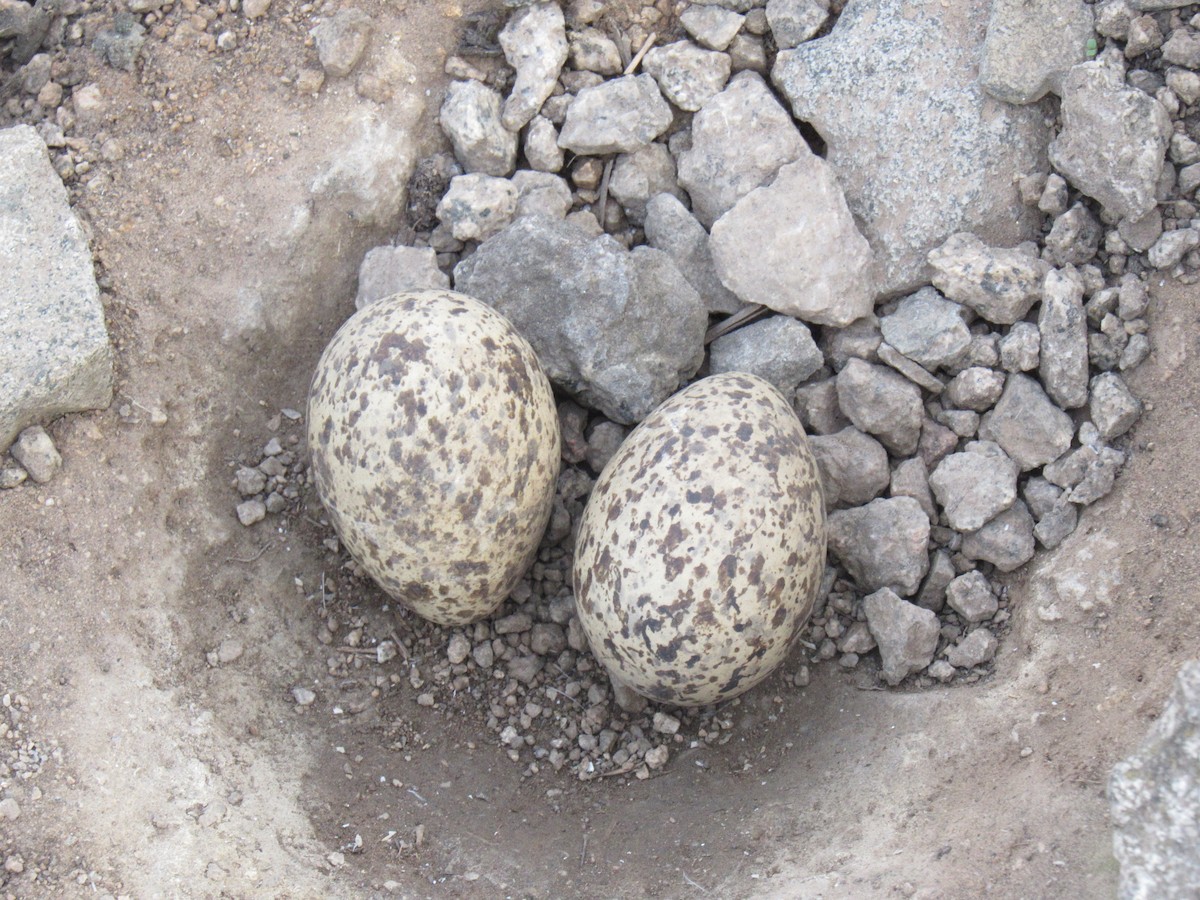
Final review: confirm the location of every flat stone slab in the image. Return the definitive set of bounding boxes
[773,0,1049,296]
[0,125,113,453]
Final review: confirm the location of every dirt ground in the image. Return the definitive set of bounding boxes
[1,1,1198,897]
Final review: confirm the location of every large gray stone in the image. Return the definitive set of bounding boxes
[708,315,823,396]
[453,216,706,424]
[809,427,890,509]
[1039,266,1090,410]
[1049,55,1171,221]
[1090,371,1142,440]
[766,0,830,49]
[435,173,518,242]
[978,374,1074,471]
[927,233,1049,326]
[1045,202,1103,267]
[439,80,518,176]
[499,1,568,132]
[0,125,113,453]
[557,74,673,155]
[979,0,1095,104]
[354,246,448,310]
[643,193,741,315]
[827,496,931,596]
[677,71,807,227]
[642,40,731,112]
[709,155,876,327]
[961,501,1036,572]
[862,587,940,685]
[1110,660,1200,900]
[879,288,971,371]
[773,0,1049,295]
[929,441,1019,532]
[835,359,925,455]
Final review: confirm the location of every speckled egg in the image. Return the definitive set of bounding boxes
[307,289,561,626]
[572,372,826,706]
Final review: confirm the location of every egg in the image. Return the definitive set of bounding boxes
[307,289,561,626]
[572,372,826,706]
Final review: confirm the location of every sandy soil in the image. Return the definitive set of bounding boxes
[1,1,1198,897]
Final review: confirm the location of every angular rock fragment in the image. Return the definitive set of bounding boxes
[862,587,940,684]
[961,501,1036,572]
[435,173,518,241]
[558,74,673,155]
[878,287,971,371]
[710,156,875,326]
[642,41,731,112]
[454,216,706,424]
[709,316,823,396]
[979,0,1095,104]
[680,4,745,51]
[1039,266,1090,409]
[835,359,925,455]
[1049,56,1171,220]
[608,145,682,225]
[827,497,931,596]
[355,246,448,309]
[978,374,1074,470]
[946,627,998,668]
[930,441,1019,532]
[1089,372,1142,440]
[499,2,568,131]
[440,80,518,176]
[809,427,890,509]
[677,71,807,227]
[927,232,1048,325]
[643,194,741,314]
[945,571,998,623]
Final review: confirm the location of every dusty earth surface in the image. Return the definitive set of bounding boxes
[1,0,1199,897]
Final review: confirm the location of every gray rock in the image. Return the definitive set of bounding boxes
[1090,371,1142,440]
[1044,202,1102,266]
[766,0,830,49]
[440,80,518,176]
[643,193,741,315]
[680,4,745,51]
[435,173,518,242]
[727,33,768,73]
[0,465,28,489]
[862,587,940,685]
[1147,226,1200,270]
[454,216,706,424]
[927,232,1048,325]
[999,322,1041,373]
[930,441,1019,531]
[961,501,1036,572]
[794,378,850,436]
[945,570,998,623]
[1118,278,1151,324]
[877,343,946,395]
[585,421,628,474]
[710,155,876,327]
[946,627,998,668]
[1065,444,1125,506]
[609,144,683,225]
[0,126,113,453]
[1043,443,1094,490]
[1121,334,1151,372]
[93,14,146,72]
[1039,266,1090,409]
[354,246,448,310]
[677,71,807,227]
[237,499,267,526]
[511,170,573,220]
[709,315,823,396]
[1119,208,1164,253]
[10,425,61,484]
[1033,498,1078,549]
[642,41,731,112]
[1125,15,1164,59]
[1049,56,1172,220]
[568,27,622,75]
[311,9,372,77]
[1109,660,1200,900]
[1039,173,1071,217]
[822,318,882,371]
[916,549,956,612]
[827,496,931,596]
[879,288,971,371]
[235,465,267,497]
[773,0,1049,295]
[530,622,567,656]
[890,457,936,522]
[978,373,1074,470]
[935,408,979,439]
[810,427,890,509]
[835,359,925,455]
[918,418,959,471]
[1162,28,1200,68]
[979,0,1095,104]
[1095,0,1134,39]
[945,367,1006,412]
[690,0,763,12]
[499,2,568,131]
[508,655,544,685]
[557,74,673,155]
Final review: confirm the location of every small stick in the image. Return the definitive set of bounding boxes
[703,304,770,345]
[389,629,412,663]
[683,873,710,893]
[579,833,588,867]
[625,32,657,76]
[225,543,269,564]
[597,158,615,232]
[595,758,640,779]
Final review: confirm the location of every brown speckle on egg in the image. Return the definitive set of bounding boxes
[308,290,561,626]
[572,373,826,707]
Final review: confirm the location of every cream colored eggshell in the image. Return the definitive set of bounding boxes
[572,372,826,706]
[308,289,561,626]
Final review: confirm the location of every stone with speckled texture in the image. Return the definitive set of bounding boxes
[572,373,826,707]
[307,290,560,626]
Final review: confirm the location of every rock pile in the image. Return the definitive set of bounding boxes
[291,0,1200,778]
